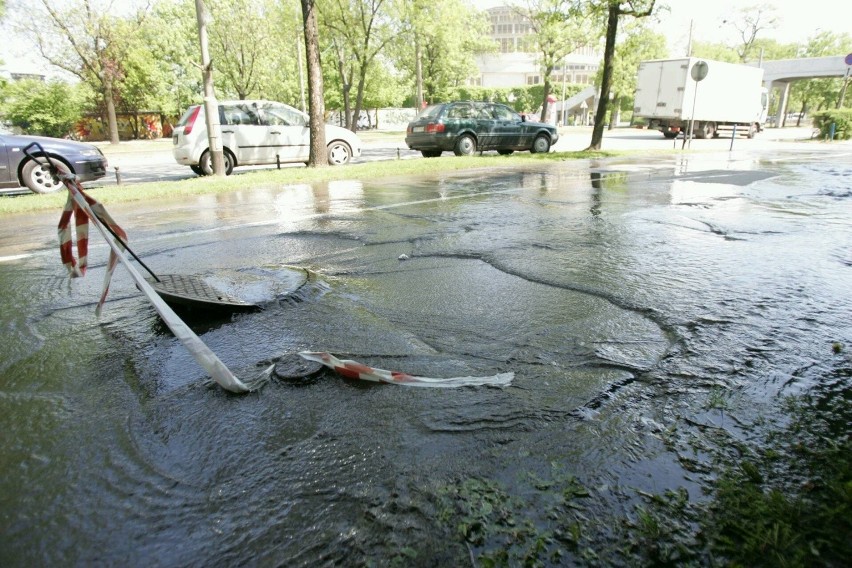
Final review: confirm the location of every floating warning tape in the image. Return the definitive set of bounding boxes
[299,352,514,388]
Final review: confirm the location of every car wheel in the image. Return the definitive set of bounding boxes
[530,134,551,154]
[190,164,204,176]
[199,149,235,175]
[21,159,66,194]
[453,134,476,156]
[497,149,514,155]
[421,150,442,158]
[327,141,352,165]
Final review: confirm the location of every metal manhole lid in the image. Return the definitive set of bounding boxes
[148,273,254,308]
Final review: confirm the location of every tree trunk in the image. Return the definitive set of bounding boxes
[608,94,620,130]
[301,0,327,167]
[104,79,120,145]
[587,4,619,150]
[334,43,352,130]
[415,34,424,109]
[353,62,368,134]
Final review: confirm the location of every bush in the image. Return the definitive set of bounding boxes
[1,79,86,138]
[415,83,585,114]
[812,109,852,140]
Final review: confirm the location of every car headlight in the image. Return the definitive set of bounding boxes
[78,149,103,157]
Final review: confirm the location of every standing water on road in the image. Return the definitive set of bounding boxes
[1,147,850,565]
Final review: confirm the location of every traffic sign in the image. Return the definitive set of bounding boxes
[846,53,852,65]
[691,60,709,82]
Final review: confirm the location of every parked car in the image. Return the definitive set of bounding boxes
[172,100,363,175]
[404,101,559,158]
[0,129,108,194]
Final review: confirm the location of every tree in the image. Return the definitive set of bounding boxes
[571,0,657,150]
[722,3,778,63]
[206,0,279,100]
[301,0,326,167]
[599,22,665,128]
[790,31,852,120]
[691,41,740,63]
[21,0,153,144]
[2,78,87,137]
[320,0,397,131]
[515,0,597,124]
[396,0,493,106]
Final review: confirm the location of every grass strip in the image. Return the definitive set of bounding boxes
[0,150,620,216]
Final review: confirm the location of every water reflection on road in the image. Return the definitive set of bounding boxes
[1,147,850,565]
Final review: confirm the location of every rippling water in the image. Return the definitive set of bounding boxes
[1,149,850,565]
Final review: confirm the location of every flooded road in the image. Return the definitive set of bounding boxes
[1,145,851,565]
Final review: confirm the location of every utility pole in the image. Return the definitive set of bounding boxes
[194,0,225,176]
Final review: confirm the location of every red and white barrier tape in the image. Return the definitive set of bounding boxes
[58,184,127,316]
[299,352,514,388]
[54,168,254,393]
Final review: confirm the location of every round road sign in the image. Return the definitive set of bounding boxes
[691,60,709,82]
[846,53,852,65]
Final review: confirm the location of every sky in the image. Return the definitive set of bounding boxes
[474,0,852,56]
[3,0,851,77]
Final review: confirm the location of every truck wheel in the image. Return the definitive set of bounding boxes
[747,123,757,138]
[697,122,715,139]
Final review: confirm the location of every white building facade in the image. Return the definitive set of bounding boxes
[472,6,601,89]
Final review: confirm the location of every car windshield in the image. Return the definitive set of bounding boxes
[416,105,443,119]
[262,103,306,127]
[489,104,519,121]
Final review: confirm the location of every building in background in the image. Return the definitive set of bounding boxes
[472,6,600,88]
[471,6,601,124]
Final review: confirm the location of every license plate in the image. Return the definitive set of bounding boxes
[413,126,424,132]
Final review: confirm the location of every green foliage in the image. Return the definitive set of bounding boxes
[614,362,852,567]
[1,79,86,137]
[813,109,852,140]
[143,0,205,115]
[395,0,495,107]
[704,381,852,566]
[691,41,740,63]
[416,83,583,114]
[433,467,592,565]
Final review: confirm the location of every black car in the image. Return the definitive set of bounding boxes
[405,101,559,158]
[0,130,108,194]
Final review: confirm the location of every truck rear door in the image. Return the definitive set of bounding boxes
[635,60,689,120]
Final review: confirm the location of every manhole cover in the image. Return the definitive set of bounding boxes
[273,354,325,379]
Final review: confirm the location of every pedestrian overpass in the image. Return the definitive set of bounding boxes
[759,56,850,127]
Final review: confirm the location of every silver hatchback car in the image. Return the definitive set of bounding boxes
[172,100,363,175]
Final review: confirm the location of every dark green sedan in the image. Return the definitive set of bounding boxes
[405,101,559,158]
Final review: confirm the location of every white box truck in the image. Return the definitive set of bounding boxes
[633,57,768,139]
